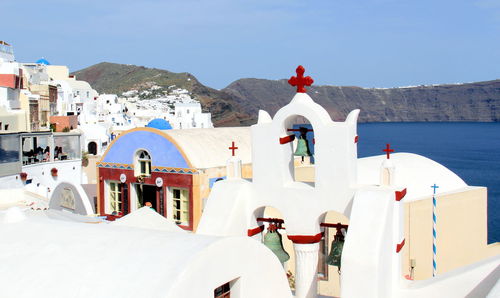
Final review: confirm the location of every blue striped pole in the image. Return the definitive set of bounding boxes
[431,183,439,277]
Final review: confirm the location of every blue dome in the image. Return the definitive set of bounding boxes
[36,58,50,65]
[146,118,172,130]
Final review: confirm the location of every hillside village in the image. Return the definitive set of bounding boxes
[0,41,212,148]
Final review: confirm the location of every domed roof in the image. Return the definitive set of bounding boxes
[146,118,172,130]
[36,58,50,65]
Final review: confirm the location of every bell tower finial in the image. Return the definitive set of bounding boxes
[288,65,314,93]
[383,144,394,159]
[381,144,396,186]
[226,141,242,179]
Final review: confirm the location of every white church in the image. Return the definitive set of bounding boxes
[0,66,498,298]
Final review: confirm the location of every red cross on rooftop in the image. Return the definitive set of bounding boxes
[288,65,314,93]
[383,143,394,159]
[228,141,238,156]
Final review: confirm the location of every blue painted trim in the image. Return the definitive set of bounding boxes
[102,130,189,168]
[97,163,197,174]
[209,176,226,188]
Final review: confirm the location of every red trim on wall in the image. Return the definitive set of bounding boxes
[354,135,359,143]
[279,134,296,144]
[395,188,407,201]
[155,187,160,213]
[0,74,17,88]
[159,186,166,217]
[247,225,265,237]
[287,233,323,244]
[396,238,405,253]
[98,167,194,230]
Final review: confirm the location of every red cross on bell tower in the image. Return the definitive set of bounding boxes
[288,65,314,93]
[383,143,394,159]
[228,141,238,156]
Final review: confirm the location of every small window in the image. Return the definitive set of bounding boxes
[172,188,189,224]
[109,181,122,214]
[214,282,230,298]
[135,150,151,177]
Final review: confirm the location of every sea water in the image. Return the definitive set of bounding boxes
[357,122,499,243]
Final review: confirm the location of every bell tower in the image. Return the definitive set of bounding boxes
[248,65,360,298]
[251,65,359,218]
[199,66,362,298]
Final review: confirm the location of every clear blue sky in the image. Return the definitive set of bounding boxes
[2,0,500,89]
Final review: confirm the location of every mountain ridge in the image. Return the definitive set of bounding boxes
[72,62,500,125]
[222,78,500,123]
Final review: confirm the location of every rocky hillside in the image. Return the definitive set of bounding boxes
[223,79,500,123]
[73,62,500,125]
[71,62,253,126]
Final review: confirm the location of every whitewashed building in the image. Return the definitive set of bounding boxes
[173,102,213,129]
[197,66,500,298]
[53,78,98,116]
[0,131,94,214]
[0,41,26,132]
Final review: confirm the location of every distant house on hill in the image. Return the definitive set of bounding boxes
[97,127,251,230]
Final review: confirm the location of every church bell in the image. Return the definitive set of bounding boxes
[263,223,290,265]
[326,228,345,269]
[293,127,311,157]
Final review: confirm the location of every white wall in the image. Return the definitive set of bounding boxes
[173,102,213,129]
[0,175,23,190]
[0,87,20,109]
[22,159,84,195]
[167,237,293,298]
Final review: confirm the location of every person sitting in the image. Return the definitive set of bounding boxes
[43,146,50,161]
[36,147,43,162]
[54,146,60,160]
[145,202,154,210]
[28,149,35,164]
[58,147,65,160]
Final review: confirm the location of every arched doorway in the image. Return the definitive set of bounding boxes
[88,141,97,155]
